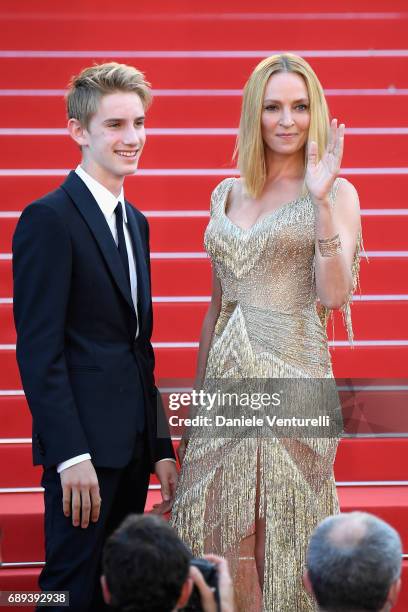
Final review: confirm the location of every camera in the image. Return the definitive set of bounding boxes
[184,558,220,611]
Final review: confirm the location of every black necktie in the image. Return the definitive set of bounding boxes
[114,203,131,286]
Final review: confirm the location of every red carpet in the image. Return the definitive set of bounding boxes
[0,1,407,609]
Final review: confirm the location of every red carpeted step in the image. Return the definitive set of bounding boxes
[0,489,164,563]
[144,214,405,253]
[0,395,32,438]
[0,567,39,612]
[0,494,44,563]
[2,16,407,51]
[0,133,406,169]
[1,486,408,559]
[0,441,180,490]
[1,344,408,385]
[3,386,408,439]
[1,561,408,612]
[154,345,408,379]
[1,257,408,298]
[1,0,407,606]
[1,213,407,253]
[335,438,408,482]
[2,300,408,345]
[155,257,406,296]
[0,445,42,488]
[1,438,408,489]
[115,300,408,343]
[148,256,408,297]
[358,215,408,251]
[3,300,408,346]
[1,95,408,130]
[332,389,408,436]
[2,0,408,12]
[2,384,408,440]
[0,57,407,90]
[1,487,408,568]
[338,486,408,547]
[1,212,407,253]
[0,174,407,213]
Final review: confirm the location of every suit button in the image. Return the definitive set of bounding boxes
[35,434,45,455]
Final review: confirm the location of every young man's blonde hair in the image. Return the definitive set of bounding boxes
[66,62,152,128]
[235,53,330,198]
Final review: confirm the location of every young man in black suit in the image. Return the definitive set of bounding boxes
[12,62,178,611]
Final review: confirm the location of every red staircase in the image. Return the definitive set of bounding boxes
[1,1,408,609]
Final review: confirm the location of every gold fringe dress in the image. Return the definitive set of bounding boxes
[170,177,362,611]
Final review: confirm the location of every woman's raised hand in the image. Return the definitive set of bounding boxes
[305,118,345,204]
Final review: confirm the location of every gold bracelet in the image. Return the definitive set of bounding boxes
[318,233,342,257]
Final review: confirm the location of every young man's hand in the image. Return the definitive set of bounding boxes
[154,460,178,513]
[60,460,101,528]
[177,438,189,465]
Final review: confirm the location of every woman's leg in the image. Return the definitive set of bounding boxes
[254,442,265,591]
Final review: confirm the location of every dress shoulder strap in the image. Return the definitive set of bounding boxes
[209,177,236,217]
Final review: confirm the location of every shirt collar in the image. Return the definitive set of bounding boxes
[75,165,127,223]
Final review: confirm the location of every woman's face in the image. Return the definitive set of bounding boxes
[261,72,311,156]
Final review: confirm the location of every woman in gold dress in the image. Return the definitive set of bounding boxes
[170,54,362,611]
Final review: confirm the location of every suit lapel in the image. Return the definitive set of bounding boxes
[61,171,136,316]
[126,203,150,332]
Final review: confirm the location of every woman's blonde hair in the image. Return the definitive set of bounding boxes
[235,53,330,198]
[66,62,152,128]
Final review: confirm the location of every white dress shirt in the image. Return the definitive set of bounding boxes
[75,164,139,330]
[57,166,175,473]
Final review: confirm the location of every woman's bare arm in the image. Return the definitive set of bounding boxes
[177,268,222,464]
[194,267,222,389]
[306,119,361,309]
[313,179,361,309]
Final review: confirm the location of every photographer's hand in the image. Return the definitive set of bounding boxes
[189,554,234,612]
[204,555,234,612]
[189,565,217,612]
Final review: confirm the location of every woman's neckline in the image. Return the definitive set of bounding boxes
[222,177,307,233]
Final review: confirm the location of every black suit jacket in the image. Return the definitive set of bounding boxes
[12,171,175,470]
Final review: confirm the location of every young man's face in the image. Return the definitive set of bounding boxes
[76,91,146,190]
